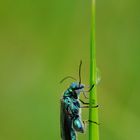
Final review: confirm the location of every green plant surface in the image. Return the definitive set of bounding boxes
[89,0,99,140]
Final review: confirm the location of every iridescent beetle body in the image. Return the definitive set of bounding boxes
[60,61,98,140]
[60,83,85,140]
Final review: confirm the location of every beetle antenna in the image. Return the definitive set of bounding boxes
[60,76,77,83]
[79,60,82,85]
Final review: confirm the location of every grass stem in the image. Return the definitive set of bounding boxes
[89,0,99,140]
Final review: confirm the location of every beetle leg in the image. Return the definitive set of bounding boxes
[88,120,100,125]
[79,99,95,104]
[83,120,100,125]
[80,105,99,108]
[79,99,89,104]
[73,117,85,133]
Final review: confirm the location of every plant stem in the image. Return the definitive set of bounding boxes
[89,0,99,140]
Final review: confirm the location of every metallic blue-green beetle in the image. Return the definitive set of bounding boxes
[60,61,98,140]
[60,82,85,140]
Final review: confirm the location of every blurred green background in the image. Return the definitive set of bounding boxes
[0,0,139,140]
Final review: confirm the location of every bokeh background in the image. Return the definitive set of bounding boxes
[0,0,139,140]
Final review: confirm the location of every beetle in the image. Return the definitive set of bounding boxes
[60,61,98,140]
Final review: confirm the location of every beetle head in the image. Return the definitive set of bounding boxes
[69,82,84,98]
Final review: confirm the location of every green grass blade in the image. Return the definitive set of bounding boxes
[89,0,99,140]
